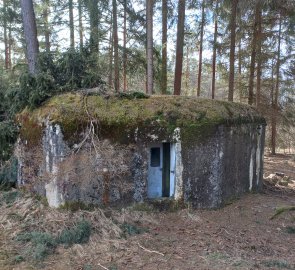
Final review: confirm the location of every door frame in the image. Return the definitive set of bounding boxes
[147,142,176,198]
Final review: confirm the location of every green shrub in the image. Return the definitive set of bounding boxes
[15,220,92,262]
[0,122,18,163]
[58,220,91,246]
[2,190,19,204]
[16,231,57,261]
[13,255,25,264]
[121,222,146,236]
[0,157,18,188]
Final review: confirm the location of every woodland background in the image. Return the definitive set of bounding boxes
[0,0,294,172]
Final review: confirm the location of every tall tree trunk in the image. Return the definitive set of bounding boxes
[123,0,127,92]
[197,0,205,97]
[69,0,75,49]
[238,36,242,102]
[271,13,282,155]
[3,0,9,69]
[89,0,99,53]
[228,0,238,101]
[78,0,84,51]
[248,2,261,105]
[8,25,12,69]
[185,46,190,91]
[237,9,242,102]
[211,0,218,99]
[113,0,119,92]
[146,0,153,94]
[108,15,113,89]
[44,0,50,52]
[161,0,167,94]
[20,0,39,74]
[173,0,186,95]
[256,5,262,108]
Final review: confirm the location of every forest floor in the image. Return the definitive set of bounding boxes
[0,154,295,270]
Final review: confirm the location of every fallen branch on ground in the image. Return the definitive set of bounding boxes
[138,242,165,256]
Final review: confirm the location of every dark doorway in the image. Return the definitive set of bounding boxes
[162,143,170,197]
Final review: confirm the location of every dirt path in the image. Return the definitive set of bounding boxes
[0,155,295,270]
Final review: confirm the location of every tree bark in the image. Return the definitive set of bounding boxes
[211,0,218,99]
[69,0,75,49]
[161,0,167,94]
[8,25,12,69]
[3,0,9,69]
[113,0,119,92]
[43,0,50,52]
[197,0,205,97]
[256,5,262,108]
[123,0,127,92]
[228,0,238,101]
[146,0,153,94]
[78,0,84,51]
[237,9,242,102]
[89,0,99,53]
[271,13,282,155]
[173,0,186,95]
[185,46,190,91]
[20,0,39,74]
[248,1,261,105]
[108,14,113,89]
[238,35,242,102]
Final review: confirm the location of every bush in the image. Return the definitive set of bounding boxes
[16,232,57,261]
[1,190,19,204]
[0,157,18,188]
[0,48,106,165]
[120,222,146,236]
[0,122,18,163]
[58,220,91,246]
[16,220,92,261]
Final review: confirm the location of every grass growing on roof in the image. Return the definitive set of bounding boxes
[18,92,266,144]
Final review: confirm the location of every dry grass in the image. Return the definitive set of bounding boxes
[1,154,295,270]
[0,190,157,269]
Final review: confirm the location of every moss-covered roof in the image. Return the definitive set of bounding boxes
[18,92,266,144]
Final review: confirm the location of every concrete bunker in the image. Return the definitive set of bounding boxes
[16,93,266,209]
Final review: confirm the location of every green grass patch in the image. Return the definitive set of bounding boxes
[121,222,147,237]
[131,202,155,212]
[59,201,95,212]
[270,206,295,220]
[207,252,229,261]
[15,219,91,262]
[262,259,292,269]
[285,226,295,234]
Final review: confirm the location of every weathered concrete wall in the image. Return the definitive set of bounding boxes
[17,122,150,207]
[182,123,265,208]
[17,120,265,209]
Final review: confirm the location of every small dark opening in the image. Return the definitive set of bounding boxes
[150,147,160,167]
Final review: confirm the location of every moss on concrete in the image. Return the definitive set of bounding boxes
[17,93,266,144]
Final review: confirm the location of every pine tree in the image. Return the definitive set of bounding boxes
[20,0,39,74]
